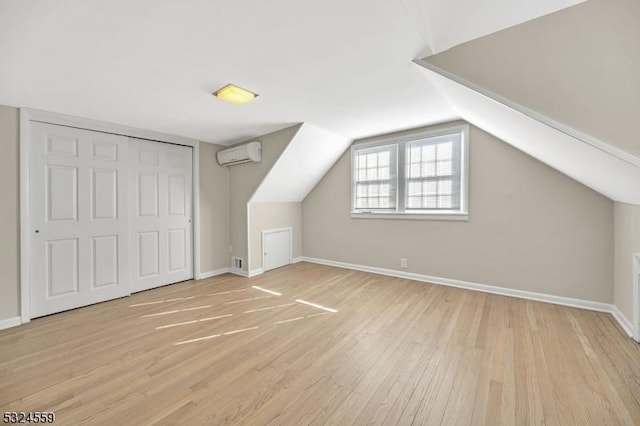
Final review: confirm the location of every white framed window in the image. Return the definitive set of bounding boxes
[352,144,397,212]
[351,124,469,221]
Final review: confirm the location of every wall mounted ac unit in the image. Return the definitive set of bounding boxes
[217,141,262,167]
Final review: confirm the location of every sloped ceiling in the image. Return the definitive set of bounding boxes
[415,61,640,205]
[0,0,583,145]
[414,0,640,205]
[423,0,640,160]
[401,0,585,56]
[250,124,351,203]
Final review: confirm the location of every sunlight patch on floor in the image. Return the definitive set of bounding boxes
[134,284,340,346]
[251,285,282,296]
[295,299,338,313]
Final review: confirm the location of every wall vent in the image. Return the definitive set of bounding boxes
[232,256,243,269]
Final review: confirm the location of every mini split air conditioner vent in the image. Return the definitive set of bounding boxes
[217,141,261,167]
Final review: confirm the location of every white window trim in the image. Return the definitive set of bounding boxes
[350,124,469,221]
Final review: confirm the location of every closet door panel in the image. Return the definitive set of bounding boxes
[30,123,130,318]
[130,139,193,292]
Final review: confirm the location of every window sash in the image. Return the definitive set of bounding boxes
[404,135,462,212]
[352,144,397,212]
[405,177,460,210]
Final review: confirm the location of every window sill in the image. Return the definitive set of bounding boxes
[350,211,469,221]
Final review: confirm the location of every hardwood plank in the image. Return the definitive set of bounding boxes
[1,262,639,425]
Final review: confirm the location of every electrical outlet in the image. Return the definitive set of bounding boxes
[400,258,408,268]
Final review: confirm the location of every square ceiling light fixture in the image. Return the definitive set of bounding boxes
[213,84,258,105]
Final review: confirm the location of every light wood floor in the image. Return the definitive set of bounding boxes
[2,262,640,425]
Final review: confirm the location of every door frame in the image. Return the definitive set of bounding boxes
[19,108,201,323]
[261,227,292,272]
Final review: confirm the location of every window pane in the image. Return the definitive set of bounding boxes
[439,195,452,208]
[422,144,436,161]
[408,181,421,196]
[366,168,377,181]
[439,180,452,195]
[424,181,437,195]
[367,153,377,168]
[425,195,437,208]
[409,146,421,163]
[409,163,420,178]
[407,196,421,209]
[422,161,436,177]
[378,151,389,166]
[436,160,452,176]
[380,184,389,196]
[379,166,390,180]
[437,142,453,160]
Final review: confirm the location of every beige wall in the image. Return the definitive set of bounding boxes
[614,203,640,323]
[303,123,614,302]
[427,0,640,158]
[0,106,20,321]
[198,141,230,274]
[249,202,302,272]
[229,125,301,271]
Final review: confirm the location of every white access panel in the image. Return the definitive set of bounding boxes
[130,138,193,292]
[262,228,292,272]
[29,123,130,318]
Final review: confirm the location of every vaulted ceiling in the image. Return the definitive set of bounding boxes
[0,0,583,145]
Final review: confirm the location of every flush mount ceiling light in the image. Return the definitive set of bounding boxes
[213,84,258,105]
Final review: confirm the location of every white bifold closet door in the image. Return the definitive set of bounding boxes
[29,123,194,318]
[30,123,131,318]
[129,138,193,292]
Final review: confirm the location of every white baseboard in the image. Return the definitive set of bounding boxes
[300,257,634,335]
[198,268,230,280]
[229,268,248,278]
[0,316,22,331]
[249,268,264,278]
[611,306,635,338]
[292,257,302,264]
[228,268,264,278]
